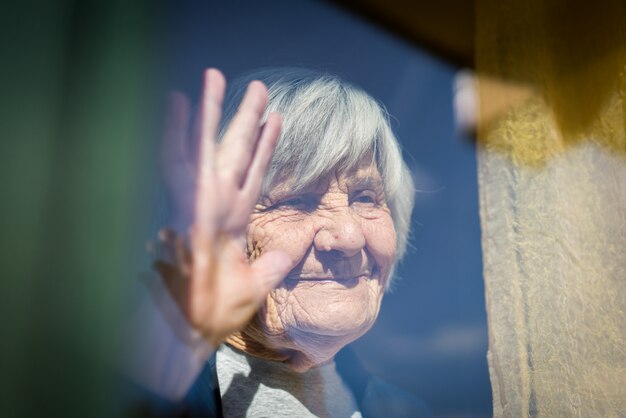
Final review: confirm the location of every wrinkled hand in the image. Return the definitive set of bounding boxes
[155,69,291,347]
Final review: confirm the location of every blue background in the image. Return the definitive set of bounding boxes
[163,1,491,416]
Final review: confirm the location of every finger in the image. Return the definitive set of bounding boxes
[161,92,196,230]
[195,69,226,234]
[218,81,269,186]
[240,112,282,207]
[200,68,226,148]
[161,91,191,174]
[250,250,292,302]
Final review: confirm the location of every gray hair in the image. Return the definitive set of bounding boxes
[220,68,415,274]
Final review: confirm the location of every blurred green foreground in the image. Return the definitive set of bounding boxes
[0,2,163,417]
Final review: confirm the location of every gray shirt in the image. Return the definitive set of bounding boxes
[216,344,363,418]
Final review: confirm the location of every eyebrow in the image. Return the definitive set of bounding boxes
[350,176,384,190]
[264,173,383,202]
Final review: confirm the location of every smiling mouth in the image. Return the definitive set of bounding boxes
[285,267,377,283]
[286,275,363,283]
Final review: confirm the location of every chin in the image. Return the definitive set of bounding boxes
[280,332,359,372]
[271,314,377,372]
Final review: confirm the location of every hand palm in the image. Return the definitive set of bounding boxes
[156,69,290,346]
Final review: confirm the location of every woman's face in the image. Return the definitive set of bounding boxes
[246,157,397,370]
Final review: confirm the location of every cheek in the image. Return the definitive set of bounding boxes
[362,214,397,276]
[247,215,316,265]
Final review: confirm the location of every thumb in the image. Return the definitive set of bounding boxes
[250,250,292,296]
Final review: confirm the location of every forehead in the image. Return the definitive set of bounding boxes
[338,158,383,185]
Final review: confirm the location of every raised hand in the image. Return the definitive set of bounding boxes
[155,69,292,347]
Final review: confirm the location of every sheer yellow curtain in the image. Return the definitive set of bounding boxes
[476,0,626,416]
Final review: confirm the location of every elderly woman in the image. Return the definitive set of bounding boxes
[132,67,423,418]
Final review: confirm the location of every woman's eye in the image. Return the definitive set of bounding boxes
[356,195,375,203]
[282,197,305,206]
[275,195,315,211]
[353,192,378,206]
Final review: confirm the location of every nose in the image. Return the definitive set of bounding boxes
[313,208,365,257]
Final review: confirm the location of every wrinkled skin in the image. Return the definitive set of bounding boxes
[157,68,396,372]
[244,158,397,371]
